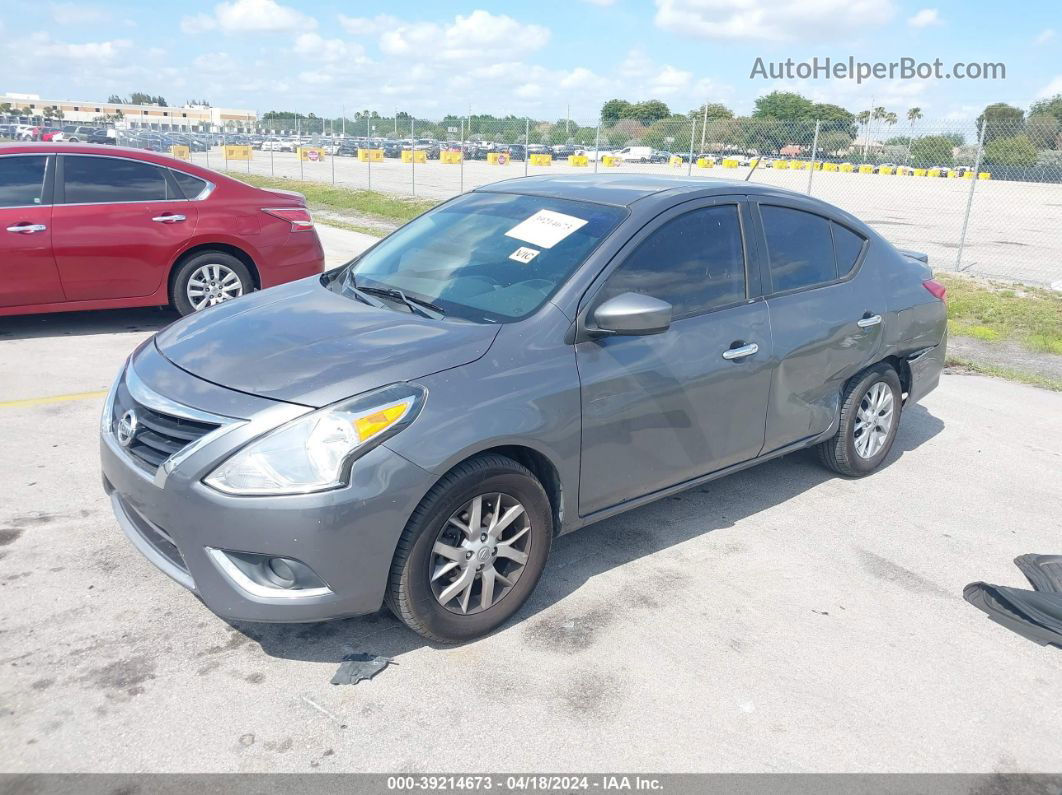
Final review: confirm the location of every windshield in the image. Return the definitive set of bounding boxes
[332,192,625,323]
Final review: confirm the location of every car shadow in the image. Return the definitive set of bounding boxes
[0,307,178,340]
[236,403,945,664]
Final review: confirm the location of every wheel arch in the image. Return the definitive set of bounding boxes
[427,444,565,537]
[874,355,912,399]
[168,243,261,304]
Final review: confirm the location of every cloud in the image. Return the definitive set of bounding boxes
[654,0,895,41]
[48,3,106,24]
[181,0,316,35]
[1036,75,1062,99]
[379,10,550,62]
[27,31,132,60]
[181,14,216,34]
[1034,28,1055,45]
[293,32,368,64]
[619,48,696,97]
[337,14,400,35]
[907,8,941,28]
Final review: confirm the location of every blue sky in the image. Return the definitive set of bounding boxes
[1,0,1059,123]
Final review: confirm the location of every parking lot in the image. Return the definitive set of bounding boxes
[2,227,1060,773]
[200,148,1062,287]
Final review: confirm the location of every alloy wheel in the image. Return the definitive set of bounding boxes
[186,263,244,310]
[854,381,895,459]
[429,493,532,615]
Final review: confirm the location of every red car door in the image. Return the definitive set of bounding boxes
[50,153,197,301]
[0,153,64,308]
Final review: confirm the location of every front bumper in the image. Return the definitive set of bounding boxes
[100,348,435,623]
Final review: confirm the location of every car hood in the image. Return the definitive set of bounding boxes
[155,278,501,408]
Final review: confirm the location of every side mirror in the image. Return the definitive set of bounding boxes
[590,292,672,337]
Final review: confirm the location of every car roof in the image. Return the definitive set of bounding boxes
[475,173,809,208]
[0,141,199,169]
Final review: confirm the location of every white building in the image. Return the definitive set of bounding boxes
[0,92,256,132]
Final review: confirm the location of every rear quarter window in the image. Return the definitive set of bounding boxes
[172,170,209,199]
[832,222,867,276]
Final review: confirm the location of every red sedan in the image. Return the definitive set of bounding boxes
[0,143,324,317]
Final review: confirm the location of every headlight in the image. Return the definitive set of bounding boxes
[204,383,426,496]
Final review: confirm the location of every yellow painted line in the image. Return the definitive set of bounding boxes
[0,389,108,408]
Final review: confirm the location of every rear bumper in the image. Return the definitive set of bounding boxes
[906,331,946,405]
[258,231,325,289]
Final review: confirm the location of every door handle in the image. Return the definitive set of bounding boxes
[857,314,883,328]
[6,223,47,233]
[151,214,186,223]
[722,342,759,360]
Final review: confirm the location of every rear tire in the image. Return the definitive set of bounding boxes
[171,251,253,316]
[385,454,553,643]
[817,363,902,477]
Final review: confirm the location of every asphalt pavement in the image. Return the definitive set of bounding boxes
[1,226,1060,773]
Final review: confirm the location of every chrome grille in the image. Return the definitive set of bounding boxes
[111,379,219,471]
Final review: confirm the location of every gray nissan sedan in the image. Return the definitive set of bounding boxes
[101,174,947,642]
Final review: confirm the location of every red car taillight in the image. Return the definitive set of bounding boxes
[922,279,947,301]
[261,207,314,231]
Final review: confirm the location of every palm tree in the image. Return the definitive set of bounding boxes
[904,107,922,165]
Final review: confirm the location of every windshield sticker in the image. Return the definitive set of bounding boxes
[509,246,541,264]
[505,209,588,249]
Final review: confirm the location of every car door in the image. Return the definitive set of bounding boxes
[50,154,198,301]
[0,153,65,308]
[575,197,773,516]
[752,199,884,454]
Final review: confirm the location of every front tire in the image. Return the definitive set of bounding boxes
[386,455,553,643]
[171,251,253,316]
[817,363,902,477]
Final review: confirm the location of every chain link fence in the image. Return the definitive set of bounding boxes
[142,115,1061,287]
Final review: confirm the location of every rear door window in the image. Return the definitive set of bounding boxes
[761,205,836,292]
[62,156,176,204]
[0,156,48,207]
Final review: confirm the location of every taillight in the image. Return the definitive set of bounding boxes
[261,207,314,231]
[922,279,946,301]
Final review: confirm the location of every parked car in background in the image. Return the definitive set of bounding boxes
[99,173,947,643]
[611,145,654,163]
[61,125,99,142]
[87,128,117,145]
[337,140,360,157]
[0,143,324,317]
